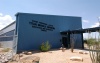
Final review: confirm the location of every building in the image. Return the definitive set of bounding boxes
[0,13,83,52]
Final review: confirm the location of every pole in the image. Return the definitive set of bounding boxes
[98,17,100,27]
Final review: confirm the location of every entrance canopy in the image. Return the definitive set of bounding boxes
[60,27,100,35]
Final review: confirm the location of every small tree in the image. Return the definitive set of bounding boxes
[40,41,51,52]
[87,38,96,47]
[87,31,100,63]
[70,34,76,53]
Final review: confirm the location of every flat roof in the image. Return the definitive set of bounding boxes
[15,12,81,18]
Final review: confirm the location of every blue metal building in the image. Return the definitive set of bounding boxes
[0,13,83,52]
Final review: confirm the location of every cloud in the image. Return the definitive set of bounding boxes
[91,22,99,28]
[0,13,14,30]
[83,33,89,39]
[82,20,89,23]
[0,13,3,16]
[98,16,100,19]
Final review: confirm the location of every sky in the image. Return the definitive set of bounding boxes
[0,0,100,38]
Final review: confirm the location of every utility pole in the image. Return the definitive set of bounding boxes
[98,17,100,27]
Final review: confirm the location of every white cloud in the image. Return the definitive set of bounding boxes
[0,13,14,30]
[91,22,99,28]
[0,13,3,16]
[83,33,89,39]
[98,16,100,19]
[82,20,89,23]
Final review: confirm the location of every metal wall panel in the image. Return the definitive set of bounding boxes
[15,13,82,51]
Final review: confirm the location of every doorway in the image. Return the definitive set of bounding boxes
[62,37,68,48]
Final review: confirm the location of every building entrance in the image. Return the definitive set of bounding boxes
[62,33,70,48]
[62,37,70,48]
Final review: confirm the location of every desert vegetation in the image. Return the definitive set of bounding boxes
[40,41,51,52]
[86,31,100,63]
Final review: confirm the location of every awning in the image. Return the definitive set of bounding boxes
[60,27,100,35]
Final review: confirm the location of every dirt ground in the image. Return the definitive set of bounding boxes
[20,49,92,63]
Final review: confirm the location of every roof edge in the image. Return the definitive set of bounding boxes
[15,12,81,18]
[0,21,16,31]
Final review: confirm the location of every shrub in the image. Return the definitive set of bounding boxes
[40,41,51,52]
[87,32,100,63]
[2,48,10,52]
[87,38,96,47]
[83,39,87,44]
